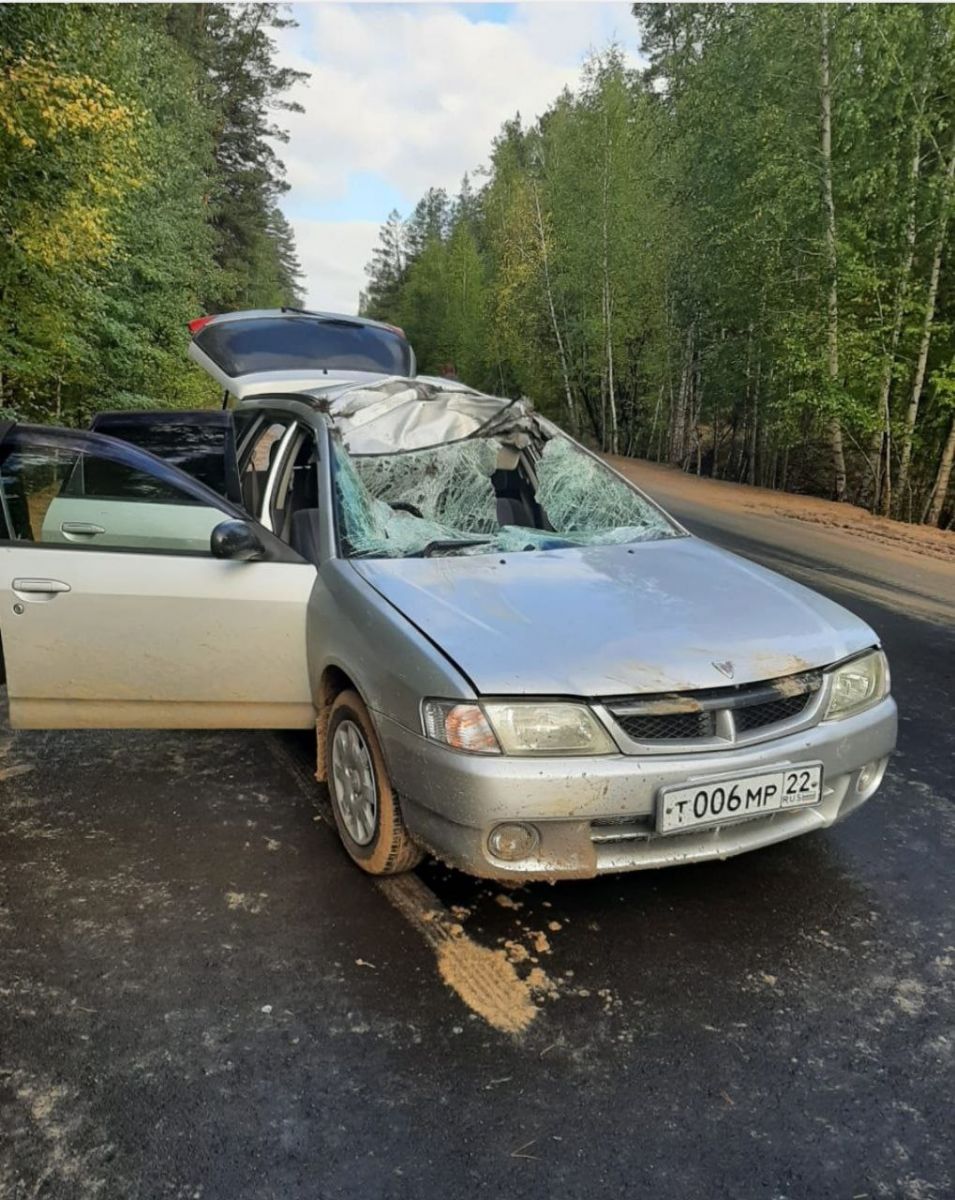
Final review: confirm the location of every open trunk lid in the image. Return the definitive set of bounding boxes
[187,309,416,400]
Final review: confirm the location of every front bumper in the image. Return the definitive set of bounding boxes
[374,698,898,880]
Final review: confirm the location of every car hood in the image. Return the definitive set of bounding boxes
[353,536,877,696]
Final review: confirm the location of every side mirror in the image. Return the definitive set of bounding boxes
[211,519,266,562]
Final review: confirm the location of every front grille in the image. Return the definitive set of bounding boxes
[606,670,822,748]
[733,693,808,733]
[615,711,717,742]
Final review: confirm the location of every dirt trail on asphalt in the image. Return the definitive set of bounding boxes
[608,456,955,566]
[377,874,541,1035]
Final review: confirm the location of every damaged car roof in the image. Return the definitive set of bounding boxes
[324,376,536,456]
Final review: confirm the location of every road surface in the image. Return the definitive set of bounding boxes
[1,470,953,1199]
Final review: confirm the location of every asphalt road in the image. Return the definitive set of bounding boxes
[2,481,953,1200]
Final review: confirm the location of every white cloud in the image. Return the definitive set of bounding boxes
[290,218,381,314]
[276,2,641,311]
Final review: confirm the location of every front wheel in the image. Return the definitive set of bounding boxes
[326,690,423,875]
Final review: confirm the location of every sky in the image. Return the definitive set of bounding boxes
[274,1,641,313]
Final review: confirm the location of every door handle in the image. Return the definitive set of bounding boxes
[12,578,71,595]
[60,522,105,536]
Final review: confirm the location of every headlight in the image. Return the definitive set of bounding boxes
[823,650,889,721]
[422,700,616,755]
[484,702,615,755]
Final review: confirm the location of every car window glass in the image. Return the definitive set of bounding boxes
[232,409,259,447]
[90,416,233,498]
[0,440,231,555]
[195,317,412,377]
[333,433,679,559]
[63,454,193,504]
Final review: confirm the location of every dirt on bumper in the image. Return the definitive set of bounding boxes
[374,699,898,880]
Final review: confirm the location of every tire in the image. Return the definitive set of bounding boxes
[325,690,423,875]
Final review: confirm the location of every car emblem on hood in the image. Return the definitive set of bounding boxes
[713,660,735,679]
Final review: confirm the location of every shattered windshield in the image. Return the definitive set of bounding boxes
[333,433,679,559]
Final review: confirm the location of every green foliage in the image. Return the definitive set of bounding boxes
[361,209,405,319]
[366,6,955,523]
[0,2,305,424]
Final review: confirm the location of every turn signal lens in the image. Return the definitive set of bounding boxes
[421,701,500,753]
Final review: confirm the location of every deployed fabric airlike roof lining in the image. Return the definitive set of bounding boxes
[326,377,536,456]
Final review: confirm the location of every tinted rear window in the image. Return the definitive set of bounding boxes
[196,317,412,377]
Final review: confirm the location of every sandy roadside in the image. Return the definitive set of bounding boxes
[607,456,955,567]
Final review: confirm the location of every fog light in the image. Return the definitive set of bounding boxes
[856,758,886,796]
[487,822,539,862]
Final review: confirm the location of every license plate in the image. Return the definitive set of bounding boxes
[657,763,824,835]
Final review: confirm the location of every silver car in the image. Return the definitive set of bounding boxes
[0,310,897,880]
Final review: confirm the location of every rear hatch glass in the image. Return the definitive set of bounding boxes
[194,316,412,378]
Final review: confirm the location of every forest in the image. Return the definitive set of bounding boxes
[0,3,304,425]
[362,4,955,527]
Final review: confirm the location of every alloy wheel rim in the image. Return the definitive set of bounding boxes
[331,719,378,846]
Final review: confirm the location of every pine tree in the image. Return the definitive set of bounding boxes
[361,210,406,319]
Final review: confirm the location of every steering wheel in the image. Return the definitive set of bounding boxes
[388,500,424,518]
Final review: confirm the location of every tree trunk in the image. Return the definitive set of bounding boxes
[746,307,765,488]
[670,324,693,464]
[747,359,760,487]
[646,382,664,461]
[695,384,704,476]
[896,126,955,512]
[661,292,674,463]
[758,366,774,487]
[655,402,666,463]
[530,179,578,435]
[866,115,923,515]
[729,405,744,480]
[924,415,955,527]
[820,5,848,501]
[600,110,619,454]
[711,390,720,479]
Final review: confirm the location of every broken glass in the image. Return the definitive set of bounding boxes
[534,437,675,544]
[334,440,499,557]
[354,439,499,533]
[333,430,677,559]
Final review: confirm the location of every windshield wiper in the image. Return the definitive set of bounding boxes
[417,538,493,558]
[280,306,363,328]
